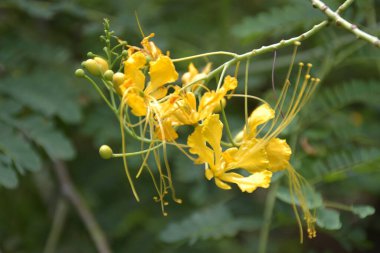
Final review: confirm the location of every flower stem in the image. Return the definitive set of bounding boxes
[258,180,280,253]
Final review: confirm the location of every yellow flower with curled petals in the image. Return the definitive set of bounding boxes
[160,75,237,127]
[187,114,273,192]
[115,35,178,117]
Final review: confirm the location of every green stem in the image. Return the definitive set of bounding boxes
[43,198,68,253]
[258,180,280,253]
[220,102,237,147]
[311,0,380,47]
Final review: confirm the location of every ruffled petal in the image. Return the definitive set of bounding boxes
[220,171,272,193]
[124,51,146,91]
[227,139,269,172]
[187,123,214,166]
[265,138,292,172]
[147,55,178,93]
[125,92,147,116]
[243,103,275,140]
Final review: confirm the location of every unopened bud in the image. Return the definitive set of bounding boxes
[75,69,85,78]
[112,72,126,86]
[99,145,113,159]
[104,70,114,81]
[82,57,109,76]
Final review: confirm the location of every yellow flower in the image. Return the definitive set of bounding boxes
[114,35,178,117]
[187,114,273,192]
[182,62,211,91]
[160,75,237,127]
[234,103,292,172]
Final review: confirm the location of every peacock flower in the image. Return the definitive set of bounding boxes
[160,75,238,127]
[187,114,273,193]
[114,35,179,117]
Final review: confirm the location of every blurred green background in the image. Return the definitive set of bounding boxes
[1,0,380,252]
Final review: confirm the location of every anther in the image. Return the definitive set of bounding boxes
[294,41,301,46]
[307,63,312,68]
[299,62,304,67]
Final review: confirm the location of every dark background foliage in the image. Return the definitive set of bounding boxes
[0,0,379,252]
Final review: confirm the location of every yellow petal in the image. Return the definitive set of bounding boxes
[220,171,272,193]
[155,120,178,141]
[125,92,147,116]
[227,139,269,172]
[201,114,223,168]
[205,168,214,180]
[265,138,292,172]
[245,103,275,139]
[141,33,162,59]
[221,75,238,91]
[215,178,232,190]
[147,55,178,93]
[198,91,224,120]
[187,123,214,165]
[124,51,146,90]
[150,87,168,100]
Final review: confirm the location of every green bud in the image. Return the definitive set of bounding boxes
[99,145,113,159]
[122,50,128,56]
[104,70,114,81]
[87,52,96,57]
[75,69,85,78]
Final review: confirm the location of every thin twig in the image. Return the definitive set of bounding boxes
[43,198,68,253]
[258,181,280,253]
[51,160,112,253]
[311,0,380,48]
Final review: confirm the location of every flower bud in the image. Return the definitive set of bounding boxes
[104,70,114,81]
[99,145,113,159]
[82,57,109,76]
[112,72,126,86]
[74,69,85,78]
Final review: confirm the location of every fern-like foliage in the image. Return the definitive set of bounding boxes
[232,3,323,42]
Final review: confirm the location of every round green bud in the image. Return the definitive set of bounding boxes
[75,69,85,78]
[122,50,128,56]
[104,70,114,81]
[99,145,113,159]
[87,52,95,57]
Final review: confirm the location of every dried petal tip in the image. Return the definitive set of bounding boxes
[99,145,113,159]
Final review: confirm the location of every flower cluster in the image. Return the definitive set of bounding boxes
[76,20,320,240]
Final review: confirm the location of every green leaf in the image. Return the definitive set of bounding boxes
[0,124,41,173]
[1,115,76,160]
[351,205,375,219]
[276,186,323,209]
[316,207,342,230]
[0,71,82,124]
[311,148,380,183]
[159,204,260,244]
[0,154,18,189]
[232,4,323,42]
